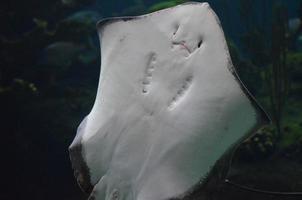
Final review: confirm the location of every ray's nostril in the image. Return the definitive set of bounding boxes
[197,40,202,48]
[173,24,180,35]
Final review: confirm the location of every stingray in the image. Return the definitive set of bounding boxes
[69,2,270,200]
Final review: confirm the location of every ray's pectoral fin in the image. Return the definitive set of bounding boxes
[251,94,271,127]
[88,175,108,200]
[69,117,94,194]
[234,66,271,134]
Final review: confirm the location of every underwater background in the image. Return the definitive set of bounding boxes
[2,0,302,199]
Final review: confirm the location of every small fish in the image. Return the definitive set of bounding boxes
[40,41,84,67]
[64,10,101,26]
[61,0,75,6]
[288,18,301,33]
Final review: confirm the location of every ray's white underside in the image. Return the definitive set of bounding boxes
[70,2,268,200]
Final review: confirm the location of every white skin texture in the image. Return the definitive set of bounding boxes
[69,2,268,200]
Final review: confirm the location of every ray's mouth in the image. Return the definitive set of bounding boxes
[172,42,192,54]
